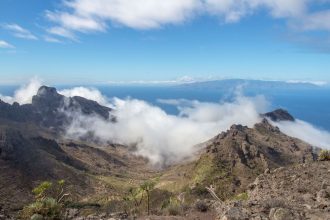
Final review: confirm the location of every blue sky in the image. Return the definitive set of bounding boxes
[0,0,330,84]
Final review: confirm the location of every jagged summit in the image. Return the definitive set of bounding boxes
[35,86,60,98]
[0,85,112,129]
[187,117,317,200]
[262,108,295,122]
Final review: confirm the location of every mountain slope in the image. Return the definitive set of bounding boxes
[0,127,92,210]
[158,118,317,201]
[0,86,326,219]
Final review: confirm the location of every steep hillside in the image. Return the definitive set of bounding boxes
[158,118,317,201]
[0,127,92,211]
[0,125,153,214]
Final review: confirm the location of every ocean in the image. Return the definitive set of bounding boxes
[1,84,330,131]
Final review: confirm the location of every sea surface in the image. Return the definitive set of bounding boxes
[1,84,330,131]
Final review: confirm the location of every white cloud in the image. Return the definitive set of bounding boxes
[107,76,213,85]
[63,87,268,166]
[0,40,14,48]
[44,0,330,40]
[46,10,106,32]
[272,119,330,150]
[47,26,77,40]
[65,0,200,29]
[44,36,63,43]
[46,0,201,38]
[298,10,330,31]
[205,0,307,23]
[59,86,111,107]
[1,80,330,167]
[3,23,38,40]
[0,78,42,104]
[286,80,328,86]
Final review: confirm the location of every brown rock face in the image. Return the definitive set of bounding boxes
[193,119,317,200]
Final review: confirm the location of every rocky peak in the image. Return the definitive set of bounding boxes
[32,86,65,108]
[35,86,60,98]
[255,118,280,133]
[0,86,112,131]
[262,108,295,122]
[229,124,248,132]
[199,117,316,200]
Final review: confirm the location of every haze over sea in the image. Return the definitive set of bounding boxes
[1,80,329,132]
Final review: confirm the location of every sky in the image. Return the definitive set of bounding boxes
[0,0,330,84]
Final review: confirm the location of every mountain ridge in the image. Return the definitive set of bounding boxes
[0,85,328,219]
[0,86,112,131]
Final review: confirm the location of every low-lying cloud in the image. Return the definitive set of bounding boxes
[1,80,330,166]
[65,94,267,166]
[272,119,330,150]
[56,86,330,165]
[59,86,111,107]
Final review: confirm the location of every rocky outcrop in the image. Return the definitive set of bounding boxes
[0,86,112,130]
[191,119,316,200]
[262,109,295,122]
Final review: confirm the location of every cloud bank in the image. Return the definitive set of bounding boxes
[59,86,330,165]
[65,95,267,166]
[59,86,111,107]
[1,80,330,166]
[272,119,330,150]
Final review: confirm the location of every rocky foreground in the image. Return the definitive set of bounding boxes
[19,161,328,220]
[215,161,330,220]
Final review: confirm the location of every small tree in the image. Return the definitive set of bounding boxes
[140,180,156,216]
[123,187,144,216]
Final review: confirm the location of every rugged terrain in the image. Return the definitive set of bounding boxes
[0,86,328,220]
[215,161,330,220]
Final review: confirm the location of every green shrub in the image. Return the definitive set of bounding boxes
[232,192,249,201]
[20,180,69,220]
[319,150,330,161]
[161,197,182,216]
[166,203,181,216]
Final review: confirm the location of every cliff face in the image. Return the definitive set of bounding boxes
[0,86,112,130]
